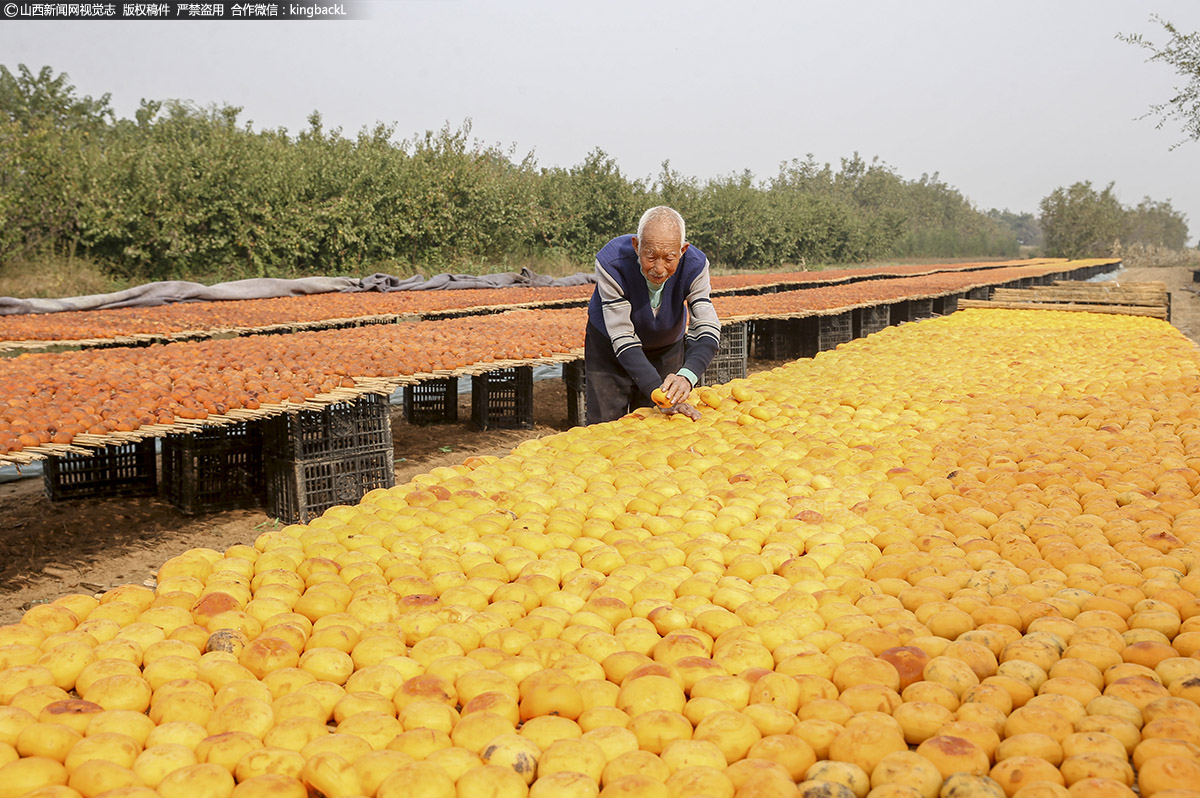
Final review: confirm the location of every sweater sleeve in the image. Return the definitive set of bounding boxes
[595,259,666,398]
[681,261,721,379]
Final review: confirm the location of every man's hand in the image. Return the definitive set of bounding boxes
[661,402,702,421]
[659,373,693,405]
[652,374,700,419]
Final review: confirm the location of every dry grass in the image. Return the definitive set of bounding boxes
[0,255,127,299]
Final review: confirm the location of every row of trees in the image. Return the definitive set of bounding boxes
[1,65,1024,282]
[1,63,1193,282]
[1029,16,1200,259]
[1038,181,1191,258]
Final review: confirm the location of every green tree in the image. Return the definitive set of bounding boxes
[385,120,538,268]
[767,165,880,264]
[687,170,792,269]
[0,64,1052,281]
[532,149,646,263]
[1039,181,1125,258]
[772,154,835,196]
[987,209,1043,248]
[0,64,112,132]
[1123,197,1190,249]
[82,101,287,279]
[0,65,112,263]
[1120,17,1200,147]
[652,160,701,220]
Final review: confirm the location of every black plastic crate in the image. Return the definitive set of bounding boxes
[714,321,749,362]
[472,367,534,430]
[752,319,787,359]
[264,393,392,461]
[935,293,962,315]
[797,317,820,357]
[403,379,458,426]
[721,320,749,355]
[860,305,890,337]
[564,360,585,392]
[161,422,264,515]
[699,357,746,387]
[699,322,748,386]
[564,361,586,428]
[967,287,991,300]
[266,448,395,524]
[751,318,818,360]
[43,440,157,501]
[818,312,853,351]
[908,298,934,320]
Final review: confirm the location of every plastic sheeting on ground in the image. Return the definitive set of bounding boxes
[0,268,594,316]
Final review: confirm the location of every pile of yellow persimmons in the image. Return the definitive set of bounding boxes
[4,308,1200,798]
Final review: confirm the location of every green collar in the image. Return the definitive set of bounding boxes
[646,277,665,309]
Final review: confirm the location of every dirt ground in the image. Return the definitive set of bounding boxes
[0,264,1195,624]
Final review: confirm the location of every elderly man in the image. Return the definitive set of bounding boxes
[584,206,721,424]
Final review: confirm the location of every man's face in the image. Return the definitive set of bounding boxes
[633,223,689,286]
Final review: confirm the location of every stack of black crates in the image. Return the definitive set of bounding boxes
[161,422,265,514]
[42,440,158,501]
[934,294,962,316]
[264,393,395,524]
[817,312,854,351]
[855,305,890,338]
[908,297,935,320]
[751,317,819,360]
[403,378,459,426]
[698,321,749,386]
[471,367,534,431]
[564,361,587,428]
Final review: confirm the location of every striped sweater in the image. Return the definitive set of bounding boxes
[586,234,721,398]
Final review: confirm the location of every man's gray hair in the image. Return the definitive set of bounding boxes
[636,206,686,247]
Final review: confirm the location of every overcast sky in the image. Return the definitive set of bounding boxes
[3,0,1200,245]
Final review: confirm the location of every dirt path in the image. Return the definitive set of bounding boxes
[1,263,1195,624]
[1120,263,1200,342]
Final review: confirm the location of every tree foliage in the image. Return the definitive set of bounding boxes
[0,64,112,132]
[1125,196,1190,250]
[1038,181,1190,257]
[660,154,1017,270]
[0,65,112,262]
[1120,16,1200,147]
[1039,182,1125,259]
[987,210,1043,249]
[23,63,1177,284]
[534,149,648,264]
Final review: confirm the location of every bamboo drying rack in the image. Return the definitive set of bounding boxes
[0,348,584,468]
[0,261,1125,467]
[0,259,1114,355]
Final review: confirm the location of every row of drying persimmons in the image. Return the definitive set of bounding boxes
[0,260,1082,346]
[0,260,1114,461]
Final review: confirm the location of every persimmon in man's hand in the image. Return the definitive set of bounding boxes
[659,373,693,405]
